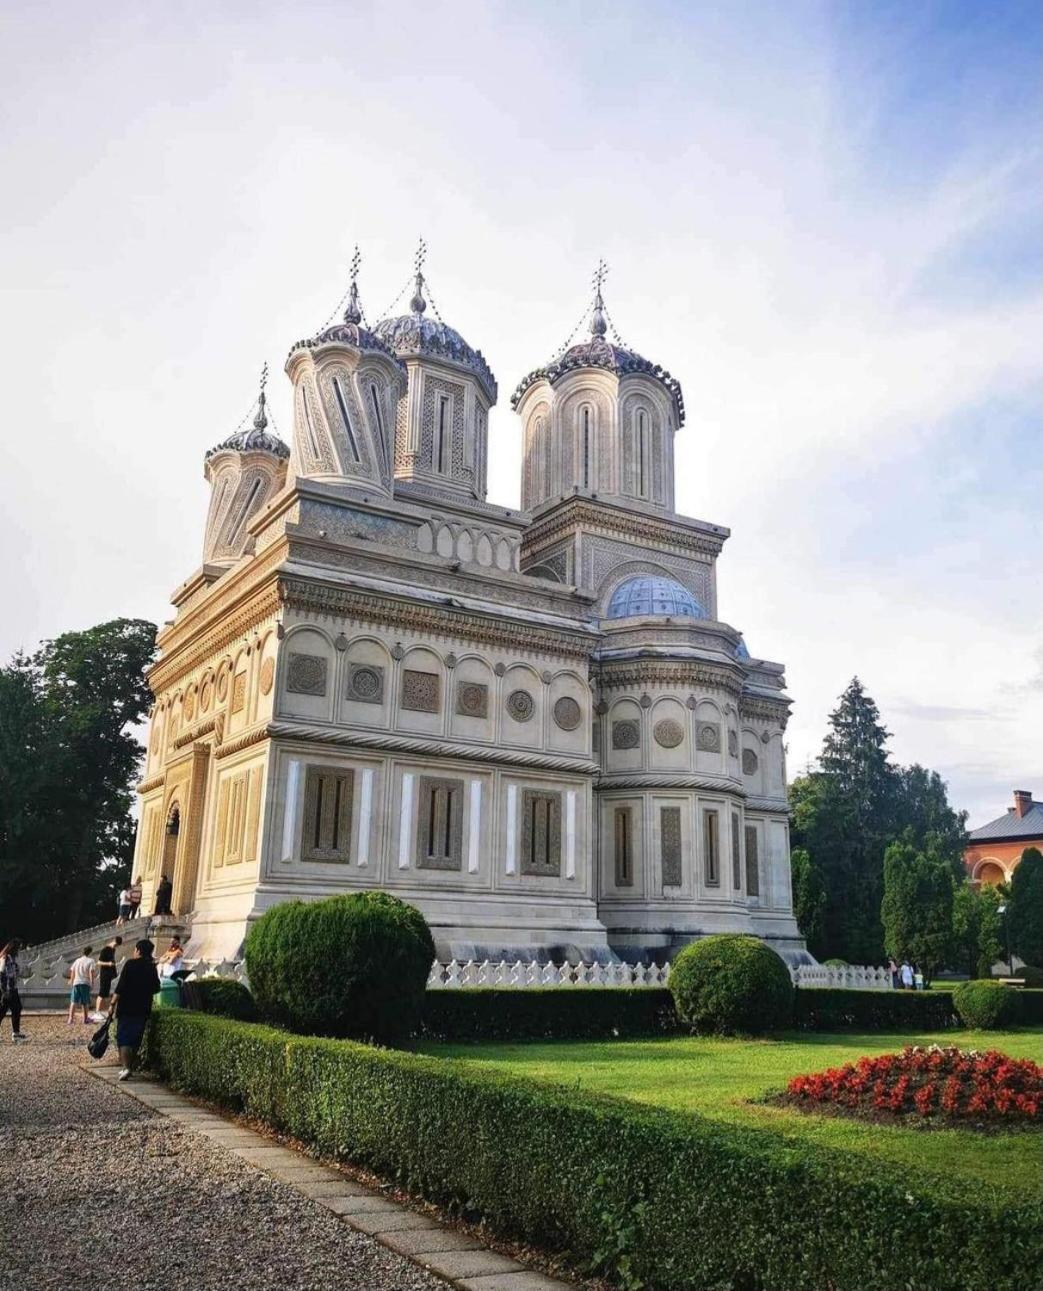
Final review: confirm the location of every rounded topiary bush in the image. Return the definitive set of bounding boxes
[669,933,793,1035]
[244,891,435,1045]
[1018,965,1043,988]
[952,979,1017,1030]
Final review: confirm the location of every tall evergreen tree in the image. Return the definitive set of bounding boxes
[789,846,827,956]
[0,618,156,942]
[892,764,967,878]
[881,837,953,983]
[791,678,897,962]
[1008,848,1043,968]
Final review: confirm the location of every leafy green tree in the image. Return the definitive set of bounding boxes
[880,838,953,983]
[1008,847,1043,968]
[790,678,897,962]
[892,764,967,879]
[0,618,156,942]
[976,883,1006,978]
[789,846,826,956]
[950,882,983,978]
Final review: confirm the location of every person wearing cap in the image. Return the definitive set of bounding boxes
[108,939,161,1081]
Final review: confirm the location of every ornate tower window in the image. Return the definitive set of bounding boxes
[637,409,648,497]
[436,395,450,473]
[369,383,387,472]
[731,812,742,890]
[300,384,322,461]
[745,825,760,896]
[703,808,720,886]
[302,767,354,863]
[417,776,463,869]
[581,405,593,489]
[614,806,634,887]
[331,376,361,462]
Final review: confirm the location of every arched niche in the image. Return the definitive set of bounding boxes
[650,695,689,771]
[501,662,543,748]
[278,625,335,722]
[340,635,394,727]
[449,653,496,741]
[396,644,445,735]
[547,669,588,755]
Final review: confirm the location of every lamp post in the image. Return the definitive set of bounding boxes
[997,903,1013,976]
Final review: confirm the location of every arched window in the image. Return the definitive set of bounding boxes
[533,416,547,498]
[436,395,450,474]
[300,385,322,461]
[369,383,388,473]
[637,409,648,497]
[580,405,593,489]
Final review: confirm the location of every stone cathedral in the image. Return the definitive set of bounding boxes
[133,257,806,964]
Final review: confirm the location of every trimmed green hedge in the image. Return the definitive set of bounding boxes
[145,1011,1041,1291]
[793,987,958,1031]
[670,934,793,1034]
[953,980,1017,1029]
[423,987,677,1041]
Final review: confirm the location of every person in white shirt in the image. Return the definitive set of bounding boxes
[157,937,188,982]
[67,947,97,1025]
[116,888,132,926]
[900,961,914,990]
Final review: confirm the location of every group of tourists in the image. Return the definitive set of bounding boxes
[115,873,174,925]
[888,958,926,990]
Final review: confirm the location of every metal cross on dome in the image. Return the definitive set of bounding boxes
[592,258,609,296]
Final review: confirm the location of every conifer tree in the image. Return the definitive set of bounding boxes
[1008,847,1043,968]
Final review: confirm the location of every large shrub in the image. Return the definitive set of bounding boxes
[794,987,957,1031]
[180,977,256,1021]
[146,1011,1042,1291]
[952,979,1017,1030]
[669,934,793,1034]
[244,892,434,1045]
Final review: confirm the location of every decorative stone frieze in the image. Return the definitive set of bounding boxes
[286,652,328,696]
[506,689,535,722]
[402,669,440,713]
[696,722,720,753]
[612,719,640,750]
[552,696,582,730]
[346,663,384,704]
[455,681,488,718]
[259,658,275,695]
[653,718,684,748]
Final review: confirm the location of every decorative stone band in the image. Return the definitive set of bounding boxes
[172,714,223,751]
[743,794,792,813]
[279,577,596,660]
[214,724,271,761]
[150,581,283,692]
[594,661,744,693]
[738,695,792,726]
[267,721,600,776]
[597,772,748,793]
[522,499,727,560]
[136,771,167,795]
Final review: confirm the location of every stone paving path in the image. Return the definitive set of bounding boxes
[1,1017,570,1291]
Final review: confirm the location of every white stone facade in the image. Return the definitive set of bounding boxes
[132,266,806,965]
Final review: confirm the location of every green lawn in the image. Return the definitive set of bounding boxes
[422,1028,1043,1199]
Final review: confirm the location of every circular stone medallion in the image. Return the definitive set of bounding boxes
[653,718,685,748]
[183,689,196,721]
[200,679,213,712]
[506,689,535,722]
[216,668,229,702]
[458,682,487,716]
[553,696,582,731]
[351,665,381,699]
[259,658,276,696]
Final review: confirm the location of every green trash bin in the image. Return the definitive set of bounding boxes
[157,978,182,1009]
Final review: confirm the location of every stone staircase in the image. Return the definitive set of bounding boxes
[18,915,189,1010]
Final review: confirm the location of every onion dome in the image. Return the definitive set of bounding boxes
[205,383,288,460]
[374,270,497,404]
[286,271,403,369]
[512,277,684,425]
[606,576,706,620]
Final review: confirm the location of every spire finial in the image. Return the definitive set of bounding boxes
[590,259,608,338]
[410,237,428,315]
[252,362,269,430]
[343,245,363,324]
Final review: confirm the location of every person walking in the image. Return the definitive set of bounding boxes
[116,887,132,927]
[888,958,899,990]
[153,875,173,917]
[900,960,914,991]
[0,940,28,1042]
[127,877,143,920]
[913,965,925,991]
[108,939,161,1080]
[67,947,97,1025]
[93,936,123,1020]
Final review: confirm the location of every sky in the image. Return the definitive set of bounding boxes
[0,0,1039,826]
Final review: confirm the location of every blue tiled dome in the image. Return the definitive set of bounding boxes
[606,576,706,620]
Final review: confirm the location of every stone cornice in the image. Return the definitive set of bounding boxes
[136,772,167,795]
[150,580,282,695]
[522,498,727,561]
[594,660,743,694]
[214,724,270,761]
[268,721,599,776]
[172,714,223,750]
[744,795,791,813]
[739,695,792,727]
[279,577,596,660]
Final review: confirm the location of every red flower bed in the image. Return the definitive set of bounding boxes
[785,1046,1042,1125]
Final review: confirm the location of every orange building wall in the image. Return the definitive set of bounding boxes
[964,838,1041,885]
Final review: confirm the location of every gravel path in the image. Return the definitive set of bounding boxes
[1,1016,449,1291]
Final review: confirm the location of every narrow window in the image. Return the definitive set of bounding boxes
[302,767,354,863]
[731,813,742,889]
[436,396,449,473]
[331,376,360,461]
[226,477,264,546]
[301,388,321,460]
[416,777,463,870]
[581,406,591,488]
[520,790,561,876]
[637,410,647,496]
[745,825,760,896]
[703,808,720,886]
[369,383,388,472]
[614,807,633,887]
[660,806,682,887]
